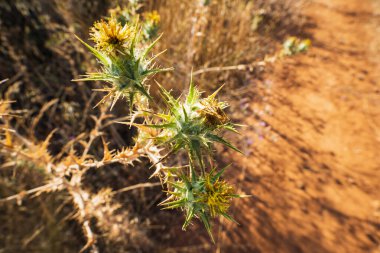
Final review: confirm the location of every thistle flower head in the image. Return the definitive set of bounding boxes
[161,167,238,241]
[142,11,160,41]
[90,17,134,53]
[146,80,241,164]
[108,6,160,43]
[197,89,229,128]
[200,170,235,217]
[75,14,171,110]
[144,11,160,25]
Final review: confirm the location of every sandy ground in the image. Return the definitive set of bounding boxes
[216,0,380,252]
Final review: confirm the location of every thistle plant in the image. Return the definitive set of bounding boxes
[73,8,244,239]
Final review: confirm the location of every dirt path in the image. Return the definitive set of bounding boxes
[219,0,380,252]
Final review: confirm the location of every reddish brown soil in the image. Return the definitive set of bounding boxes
[216,0,380,252]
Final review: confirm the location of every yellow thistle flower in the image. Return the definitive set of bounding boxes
[197,85,229,127]
[144,11,160,25]
[198,96,229,128]
[200,173,235,218]
[90,17,133,53]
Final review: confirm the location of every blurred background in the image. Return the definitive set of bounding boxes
[0,0,379,252]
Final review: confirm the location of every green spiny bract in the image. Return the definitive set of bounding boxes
[74,17,171,110]
[161,166,239,241]
[145,80,241,167]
